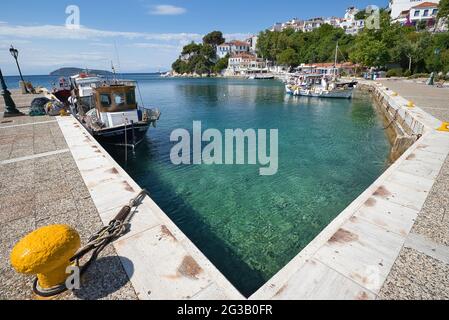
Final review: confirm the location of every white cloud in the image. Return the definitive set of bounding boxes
[150,5,186,15]
[0,39,31,49]
[130,42,180,50]
[0,22,201,43]
[0,21,252,74]
[89,42,114,48]
[223,33,252,41]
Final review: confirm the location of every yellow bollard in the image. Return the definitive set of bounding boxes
[437,122,449,132]
[10,225,81,291]
[407,101,415,108]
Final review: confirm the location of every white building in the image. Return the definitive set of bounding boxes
[216,40,251,59]
[410,2,439,25]
[270,22,283,32]
[227,53,267,75]
[268,6,366,35]
[246,35,258,53]
[389,0,440,20]
[339,6,365,35]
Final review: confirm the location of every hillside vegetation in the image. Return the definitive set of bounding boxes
[257,10,449,75]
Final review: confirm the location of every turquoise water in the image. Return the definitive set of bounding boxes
[6,74,390,296]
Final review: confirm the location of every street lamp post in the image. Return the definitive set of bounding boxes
[9,45,29,94]
[0,68,24,117]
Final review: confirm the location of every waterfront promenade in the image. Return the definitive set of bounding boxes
[0,91,137,299]
[377,79,449,299]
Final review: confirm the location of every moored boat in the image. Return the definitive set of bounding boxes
[286,74,357,99]
[52,77,72,104]
[285,42,357,99]
[69,77,161,149]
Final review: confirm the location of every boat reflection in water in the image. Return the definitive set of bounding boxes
[69,73,161,150]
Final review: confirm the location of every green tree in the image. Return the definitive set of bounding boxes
[438,0,449,19]
[203,31,225,48]
[350,32,389,67]
[277,48,299,66]
[172,59,191,74]
[182,42,202,55]
[214,54,229,73]
[200,44,217,61]
[355,10,367,20]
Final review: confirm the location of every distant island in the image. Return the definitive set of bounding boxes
[49,67,113,77]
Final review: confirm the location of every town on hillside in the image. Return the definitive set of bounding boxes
[168,0,449,80]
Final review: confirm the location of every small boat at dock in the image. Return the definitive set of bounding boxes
[286,74,357,99]
[69,75,161,149]
[285,42,357,99]
[52,77,72,104]
[248,74,275,80]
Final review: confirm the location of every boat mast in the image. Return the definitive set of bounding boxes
[111,61,117,82]
[334,41,339,78]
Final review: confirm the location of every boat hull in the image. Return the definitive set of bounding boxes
[298,89,353,99]
[94,123,150,147]
[285,86,353,99]
[78,119,151,148]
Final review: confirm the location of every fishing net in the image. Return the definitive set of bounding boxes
[29,97,50,116]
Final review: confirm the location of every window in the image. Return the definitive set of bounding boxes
[113,93,125,106]
[423,9,429,17]
[414,10,420,17]
[100,94,111,106]
[433,9,438,16]
[126,91,136,105]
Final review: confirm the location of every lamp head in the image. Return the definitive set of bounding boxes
[9,46,18,59]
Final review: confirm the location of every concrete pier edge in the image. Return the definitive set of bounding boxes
[56,116,244,300]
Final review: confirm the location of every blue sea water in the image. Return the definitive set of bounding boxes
[5,74,390,296]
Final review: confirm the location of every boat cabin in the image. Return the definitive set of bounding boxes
[94,85,137,113]
[93,85,140,128]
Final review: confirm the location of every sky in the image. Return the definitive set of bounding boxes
[0,0,387,75]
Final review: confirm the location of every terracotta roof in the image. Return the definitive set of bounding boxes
[412,2,439,9]
[230,53,256,59]
[229,40,249,47]
[219,40,250,47]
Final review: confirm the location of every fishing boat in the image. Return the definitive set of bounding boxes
[248,74,275,80]
[286,74,357,99]
[52,77,72,104]
[69,76,161,149]
[285,42,357,99]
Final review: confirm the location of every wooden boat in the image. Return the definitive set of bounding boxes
[69,79,160,149]
[52,77,72,104]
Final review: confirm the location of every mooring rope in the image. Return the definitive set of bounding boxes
[33,190,147,297]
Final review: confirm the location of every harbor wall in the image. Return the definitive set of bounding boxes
[359,83,422,162]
